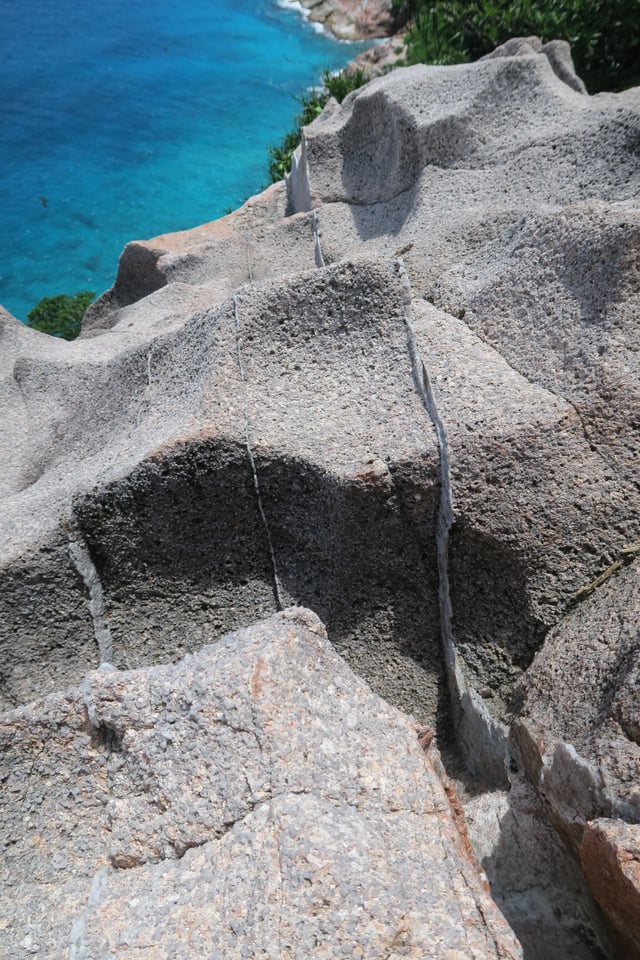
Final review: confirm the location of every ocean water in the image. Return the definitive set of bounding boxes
[0,0,364,320]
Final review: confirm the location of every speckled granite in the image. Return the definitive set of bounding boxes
[0,609,521,960]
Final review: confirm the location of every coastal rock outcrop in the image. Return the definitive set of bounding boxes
[1,39,639,959]
[0,608,522,959]
[285,0,395,40]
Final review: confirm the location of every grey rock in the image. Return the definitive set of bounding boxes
[579,819,640,960]
[430,200,640,492]
[464,778,614,959]
[283,42,639,722]
[82,182,314,334]
[411,301,632,704]
[2,42,640,956]
[510,561,640,954]
[3,45,639,764]
[480,36,587,93]
[0,608,522,960]
[512,560,640,824]
[0,259,444,725]
[290,46,638,299]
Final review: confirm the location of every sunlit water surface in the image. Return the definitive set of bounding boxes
[0,0,362,319]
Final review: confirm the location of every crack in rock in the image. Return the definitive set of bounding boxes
[67,513,114,666]
[395,258,510,787]
[233,292,283,611]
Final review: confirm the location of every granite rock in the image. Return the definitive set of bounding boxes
[1,259,445,726]
[513,561,640,826]
[284,39,640,710]
[580,819,640,960]
[0,608,522,960]
[410,300,631,702]
[2,40,640,957]
[510,561,640,952]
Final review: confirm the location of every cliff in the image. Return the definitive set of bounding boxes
[1,39,639,960]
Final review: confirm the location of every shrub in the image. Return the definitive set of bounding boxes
[26,290,95,341]
[392,0,639,93]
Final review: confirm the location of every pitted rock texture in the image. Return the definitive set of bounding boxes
[511,561,640,955]
[410,301,631,702]
[513,560,640,823]
[5,47,639,725]
[285,44,639,695]
[0,609,522,960]
[431,200,640,490]
[2,43,640,957]
[1,260,444,722]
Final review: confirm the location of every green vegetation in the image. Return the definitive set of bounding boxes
[26,290,95,341]
[392,0,639,93]
[268,0,636,183]
[268,69,368,183]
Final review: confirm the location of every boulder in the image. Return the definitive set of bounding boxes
[0,608,522,960]
[511,561,640,953]
[463,777,614,958]
[431,200,640,492]
[410,300,632,705]
[284,39,639,728]
[513,561,640,829]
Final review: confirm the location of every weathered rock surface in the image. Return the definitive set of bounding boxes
[514,561,640,825]
[1,258,444,723]
[411,300,630,702]
[512,561,640,954]
[580,820,640,960]
[288,45,639,630]
[463,777,614,959]
[1,39,639,958]
[0,608,522,959]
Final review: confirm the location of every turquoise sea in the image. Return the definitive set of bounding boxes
[0,0,363,320]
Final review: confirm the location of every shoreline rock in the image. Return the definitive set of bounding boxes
[282,0,396,41]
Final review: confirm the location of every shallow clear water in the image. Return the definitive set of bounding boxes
[0,0,362,320]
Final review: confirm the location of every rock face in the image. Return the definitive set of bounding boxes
[580,820,640,960]
[514,561,640,827]
[1,258,444,725]
[1,38,639,959]
[0,608,522,959]
[286,40,639,765]
[512,560,640,957]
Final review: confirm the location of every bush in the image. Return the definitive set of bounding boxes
[26,290,95,341]
[392,0,639,93]
[268,69,368,182]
